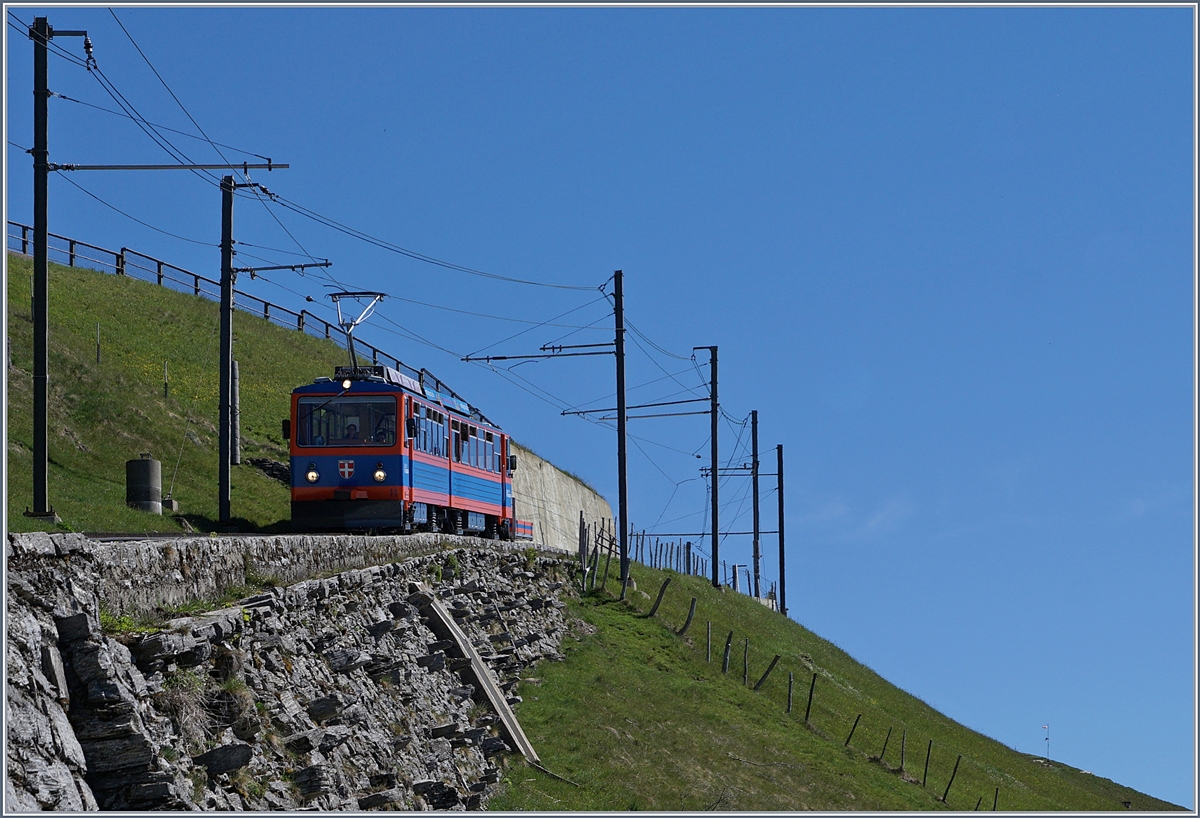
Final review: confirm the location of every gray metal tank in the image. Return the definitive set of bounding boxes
[126,453,162,514]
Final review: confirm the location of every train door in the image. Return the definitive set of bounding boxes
[449,419,459,522]
[403,396,414,505]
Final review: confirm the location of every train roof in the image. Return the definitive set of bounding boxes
[293,365,500,428]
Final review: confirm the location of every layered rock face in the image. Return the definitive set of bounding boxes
[6,533,575,811]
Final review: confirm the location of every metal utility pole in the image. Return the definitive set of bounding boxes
[751,409,761,599]
[777,443,787,616]
[694,346,719,588]
[219,176,235,524]
[25,21,286,525]
[614,271,631,597]
[216,179,320,524]
[27,17,86,521]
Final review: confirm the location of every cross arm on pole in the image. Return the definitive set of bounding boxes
[234,261,331,274]
[462,351,613,363]
[52,162,288,171]
[539,342,614,353]
[597,409,710,421]
[563,396,708,416]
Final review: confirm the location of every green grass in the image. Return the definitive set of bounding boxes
[490,562,1184,811]
[6,252,345,533]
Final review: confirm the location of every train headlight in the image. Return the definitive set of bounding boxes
[342,379,352,389]
[373,463,387,482]
[305,463,319,483]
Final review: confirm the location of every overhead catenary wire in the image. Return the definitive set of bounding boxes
[19,13,757,559]
[270,194,598,291]
[464,295,610,358]
[97,13,334,274]
[108,9,263,166]
[88,65,220,188]
[51,91,271,160]
[563,366,708,414]
[32,10,588,297]
[536,311,614,350]
[651,482,769,535]
[52,172,215,246]
[626,317,695,362]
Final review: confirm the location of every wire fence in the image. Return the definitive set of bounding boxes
[571,523,1010,809]
[6,220,486,422]
[576,520,777,611]
[613,563,1010,811]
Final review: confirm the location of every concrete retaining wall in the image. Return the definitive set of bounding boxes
[510,441,612,552]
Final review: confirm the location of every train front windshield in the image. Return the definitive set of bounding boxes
[297,395,397,447]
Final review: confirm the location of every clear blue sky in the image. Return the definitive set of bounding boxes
[4,4,1195,809]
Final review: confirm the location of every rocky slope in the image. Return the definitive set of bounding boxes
[5,532,577,811]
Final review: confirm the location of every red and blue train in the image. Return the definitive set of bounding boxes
[285,364,533,539]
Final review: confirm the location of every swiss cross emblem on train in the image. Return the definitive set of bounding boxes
[338,460,355,479]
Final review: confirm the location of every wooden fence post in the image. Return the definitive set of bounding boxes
[647,577,671,617]
[588,543,601,591]
[601,538,613,591]
[743,638,749,685]
[901,728,906,771]
[156,259,164,285]
[941,754,961,803]
[722,631,734,673]
[753,654,781,691]
[804,673,816,723]
[878,726,892,761]
[117,248,127,276]
[706,621,712,662]
[993,788,999,810]
[974,796,982,811]
[68,239,76,267]
[923,739,932,787]
[677,598,697,636]
[845,713,861,746]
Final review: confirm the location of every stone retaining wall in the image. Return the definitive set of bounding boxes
[5,532,578,811]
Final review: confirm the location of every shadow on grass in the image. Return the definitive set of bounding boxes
[176,514,293,535]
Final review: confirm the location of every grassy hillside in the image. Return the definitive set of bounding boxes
[5,251,1183,810]
[492,563,1184,811]
[6,252,344,533]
